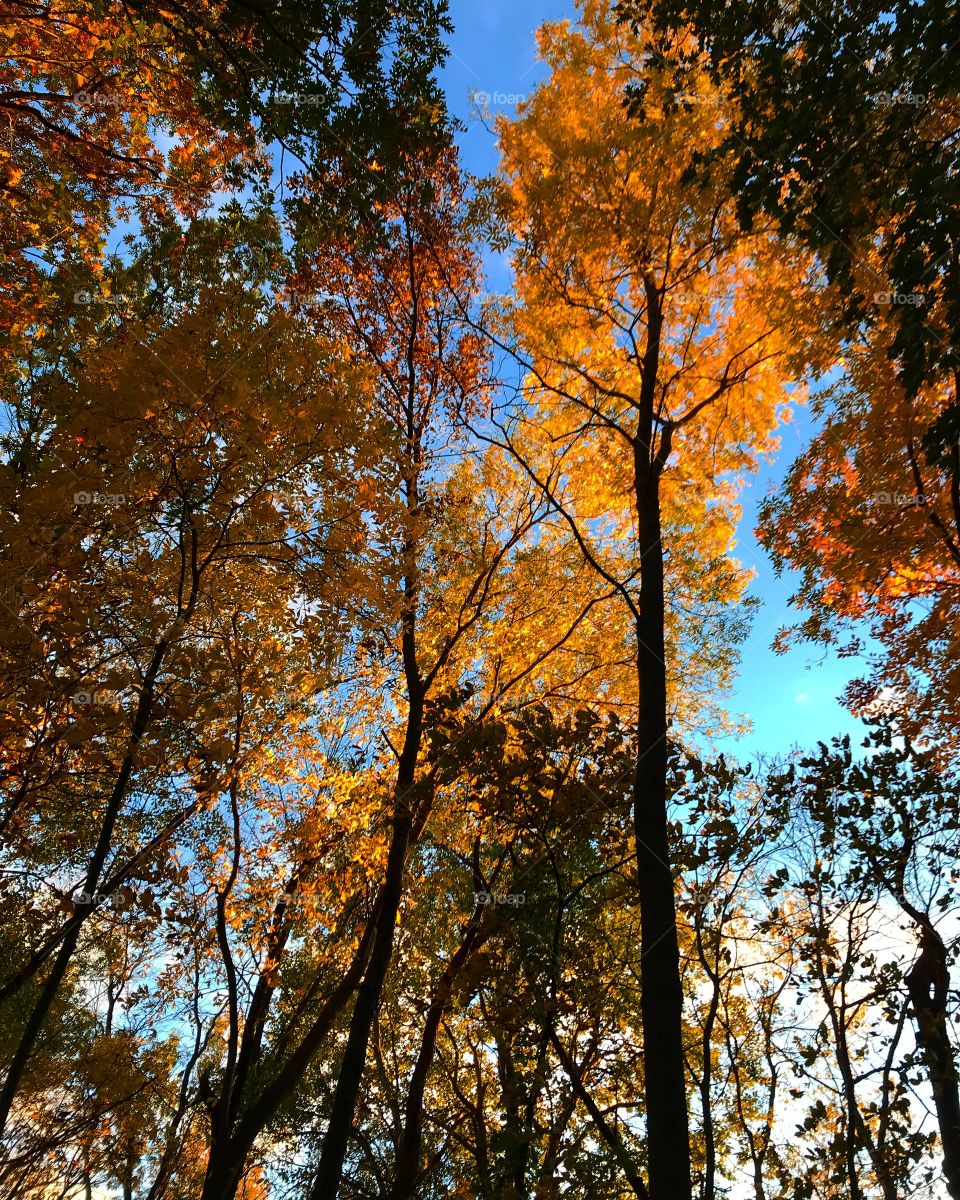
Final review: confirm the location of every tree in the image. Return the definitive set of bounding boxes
[364,704,646,1200]
[488,3,819,1193]
[759,325,960,752]
[0,281,369,1142]
[618,0,960,398]
[616,2,960,756]
[622,0,960,753]
[768,727,960,1200]
[8,0,960,1195]
[0,0,450,386]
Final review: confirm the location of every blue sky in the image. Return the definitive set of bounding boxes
[439,0,870,761]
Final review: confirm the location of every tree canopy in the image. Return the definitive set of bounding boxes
[1,2,958,1199]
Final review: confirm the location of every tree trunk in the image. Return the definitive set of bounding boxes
[307,657,425,1200]
[698,932,720,1200]
[549,1029,649,1199]
[198,908,379,1200]
[308,806,415,1199]
[0,628,174,1133]
[906,927,960,1200]
[633,477,691,1200]
[385,916,486,1200]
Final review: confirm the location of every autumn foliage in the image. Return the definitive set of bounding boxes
[1,2,959,1200]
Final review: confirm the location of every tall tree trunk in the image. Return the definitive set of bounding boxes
[633,471,691,1200]
[811,913,865,1200]
[308,589,426,1200]
[307,787,418,1199]
[0,627,175,1134]
[198,906,379,1200]
[385,914,486,1200]
[201,431,430,1200]
[0,919,84,1135]
[697,930,720,1200]
[906,927,960,1200]
[306,360,429,1197]
[549,1029,649,1199]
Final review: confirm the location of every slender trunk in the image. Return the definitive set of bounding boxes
[0,919,83,1134]
[308,370,427,1196]
[697,926,720,1200]
[226,885,297,1126]
[198,909,378,1200]
[874,994,908,1200]
[385,915,486,1200]
[145,971,209,1200]
[510,893,567,1197]
[491,1032,526,1197]
[0,795,202,1005]
[726,997,777,1200]
[0,628,174,1133]
[205,759,244,1196]
[0,772,37,848]
[841,1051,864,1200]
[549,1030,649,1199]
[308,791,417,1199]
[906,928,960,1200]
[812,932,864,1200]
[504,1026,550,1196]
[0,512,208,1138]
[537,1091,576,1192]
[633,477,690,1200]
